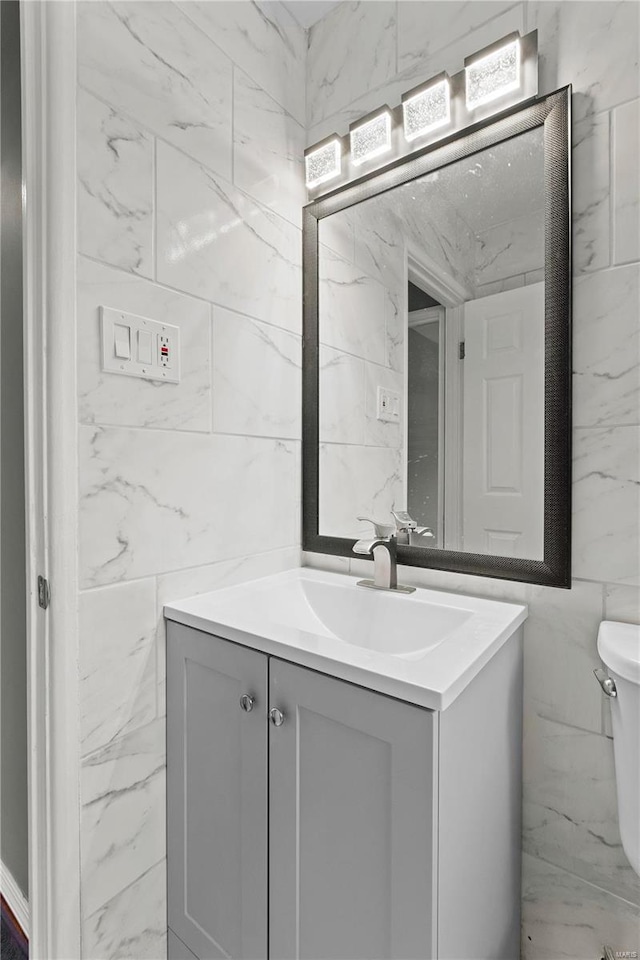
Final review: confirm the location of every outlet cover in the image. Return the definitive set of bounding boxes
[101,307,180,383]
[377,385,401,423]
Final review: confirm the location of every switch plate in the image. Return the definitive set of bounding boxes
[377,386,401,423]
[101,307,180,383]
[114,323,131,360]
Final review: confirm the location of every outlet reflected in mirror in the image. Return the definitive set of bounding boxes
[317,126,545,561]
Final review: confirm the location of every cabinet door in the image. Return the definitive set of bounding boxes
[167,623,268,960]
[269,659,437,960]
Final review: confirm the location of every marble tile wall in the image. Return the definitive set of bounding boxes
[306,2,640,956]
[318,206,405,539]
[75,2,306,957]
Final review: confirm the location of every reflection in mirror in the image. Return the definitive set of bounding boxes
[318,126,545,561]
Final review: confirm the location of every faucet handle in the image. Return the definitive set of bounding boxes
[391,509,418,532]
[356,515,395,539]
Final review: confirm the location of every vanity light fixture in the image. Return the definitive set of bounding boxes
[349,107,392,166]
[304,30,537,197]
[304,136,342,189]
[402,74,451,142]
[465,34,521,110]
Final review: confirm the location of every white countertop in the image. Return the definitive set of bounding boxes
[164,567,527,710]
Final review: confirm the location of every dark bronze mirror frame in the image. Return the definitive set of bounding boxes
[302,86,572,588]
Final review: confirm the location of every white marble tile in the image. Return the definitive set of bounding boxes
[523,712,640,906]
[613,98,640,266]
[474,210,544,286]
[350,557,531,604]
[81,718,166,918]
[319,210,356,264]
[77,89,153,278]
[350,202,404,290]
[364,362,404,449]
[212,308,301,439]
[301,551,351,575]
[397,1,523,75]
[529,1,640,122]
[605,584,640,625]
[385,287,404,374]
[306,1,397,128]
[156,546,301,716]
[77,257,212,432]
[522,853,640,960]
[602,584,639,737]
[318,245,387,365]
[156,141,301,335]
[78,0,233,180]
[233,68,305,229]
[306,6,523,144]
[573,264,640,428]
[79,425,300,587]
[319,442,403,539]
[522,581,604,735]
[156,547,301,614]
[319,345,365,445]
[178,0,306,124]
[83,859,167,960]
[80,579,157,760]
[573,426,640,586]
[572,112,610,275]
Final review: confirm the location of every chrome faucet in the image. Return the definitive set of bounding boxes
[391,509,435,546]
[353,517,416,594]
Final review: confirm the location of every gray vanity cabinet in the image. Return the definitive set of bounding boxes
[269,658,436,960]
[167,625,268,960]
[167,623,437,960]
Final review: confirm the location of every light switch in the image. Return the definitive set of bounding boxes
[114,323,131,360]
[137,329,153,365]
[101,307,180,383]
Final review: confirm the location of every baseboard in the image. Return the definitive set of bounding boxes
[0,859,29,938]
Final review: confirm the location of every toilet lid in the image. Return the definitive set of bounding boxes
[597,620,640,684]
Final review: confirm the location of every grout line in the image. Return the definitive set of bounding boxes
[77,253,303,339]
[524,852,640,911]
[78,545,301,596]
[77,83,303,233]
[174,0,306,128]
[610,105,617,267]
[79,419,302,443]
[210,301,215,433]
[231,63,236,187]
[152,135,157,282]
[154,574,162,719]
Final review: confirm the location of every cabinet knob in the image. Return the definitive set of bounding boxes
[268,707,285,727]
[239,694,255,712]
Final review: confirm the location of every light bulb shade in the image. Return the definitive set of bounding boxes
[305,137,341,189]
[402,75,451,142]
[465,34,521,110]
[349,108,392,166]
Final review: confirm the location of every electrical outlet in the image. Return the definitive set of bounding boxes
[159,335,171,368]
[101,308,180,383]
[377,386,401,423]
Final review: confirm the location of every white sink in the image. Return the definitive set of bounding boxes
[164,568,527,710]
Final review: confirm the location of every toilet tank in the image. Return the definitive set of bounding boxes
[597,621,640,878]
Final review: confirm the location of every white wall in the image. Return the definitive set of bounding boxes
[75,2,305,955]
[0,0,29,900]
[306,2,640,956]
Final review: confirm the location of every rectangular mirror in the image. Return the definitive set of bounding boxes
[303,88,571,587]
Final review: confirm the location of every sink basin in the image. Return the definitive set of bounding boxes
[164,568,527,710]
[208,575,472,656]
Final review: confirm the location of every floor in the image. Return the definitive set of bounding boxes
[0,897,28,960]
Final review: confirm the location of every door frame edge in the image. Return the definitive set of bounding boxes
[21,2,81,957]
